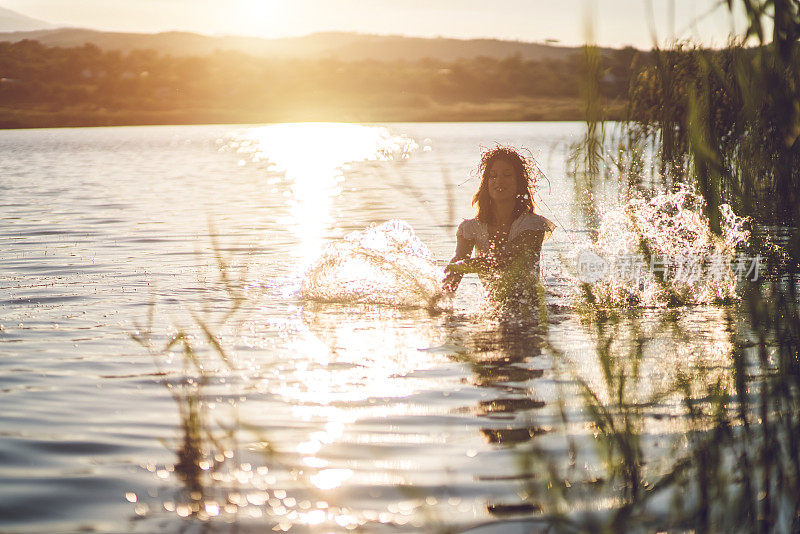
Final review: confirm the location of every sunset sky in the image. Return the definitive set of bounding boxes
[3,0,748,49]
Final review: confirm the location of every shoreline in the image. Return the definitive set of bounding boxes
[0,98,627,129]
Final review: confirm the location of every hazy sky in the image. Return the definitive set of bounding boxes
[3,0,748,48]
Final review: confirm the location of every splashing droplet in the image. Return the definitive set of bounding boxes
[577,184,750,307]
[300,220,445,309]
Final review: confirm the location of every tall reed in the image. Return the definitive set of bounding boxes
[552,1,800,530]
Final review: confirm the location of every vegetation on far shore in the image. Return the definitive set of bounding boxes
[0,39,634,127]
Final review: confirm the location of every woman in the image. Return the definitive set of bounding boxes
[443,146,555,299]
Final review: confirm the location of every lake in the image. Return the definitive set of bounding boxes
[0,122,771,532]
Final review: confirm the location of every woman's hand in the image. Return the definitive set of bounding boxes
[443,260,480,292]
[442,262,465,292]
[442,257,498,291]
[443,233,476,293]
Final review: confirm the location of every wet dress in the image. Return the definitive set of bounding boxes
[454,212,556,296]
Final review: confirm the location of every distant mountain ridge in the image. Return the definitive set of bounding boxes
[0,27,620,62]
[0,6,55,31]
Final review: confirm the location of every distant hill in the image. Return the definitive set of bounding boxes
[0,27,616,62]
[0,6,55,32]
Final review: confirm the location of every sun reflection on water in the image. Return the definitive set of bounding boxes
[228,123,418,267]
[279,308,449,406]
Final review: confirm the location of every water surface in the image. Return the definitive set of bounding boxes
[0,122,748,532]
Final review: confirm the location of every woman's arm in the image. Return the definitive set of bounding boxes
[442,235,475,292]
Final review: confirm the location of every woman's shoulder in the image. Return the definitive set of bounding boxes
[511,212,557,240]
[456,217,484,240]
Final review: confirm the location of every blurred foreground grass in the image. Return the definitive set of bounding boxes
[551,1,800,530]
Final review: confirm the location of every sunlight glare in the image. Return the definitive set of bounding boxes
[280,312,448,407]
[237,0,286,35]
[238,123,416,267]
[310,468,353,490]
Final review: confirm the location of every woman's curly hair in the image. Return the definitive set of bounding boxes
[472,145,541,224]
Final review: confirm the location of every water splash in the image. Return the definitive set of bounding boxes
[578,184,750,307]
[300,220,446,309]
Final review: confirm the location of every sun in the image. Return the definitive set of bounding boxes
[237,0,289,36]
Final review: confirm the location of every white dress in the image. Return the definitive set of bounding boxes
[455,212,556,291]
[456,212,556,256]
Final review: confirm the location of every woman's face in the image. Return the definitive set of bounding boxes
[486,158,518,203]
